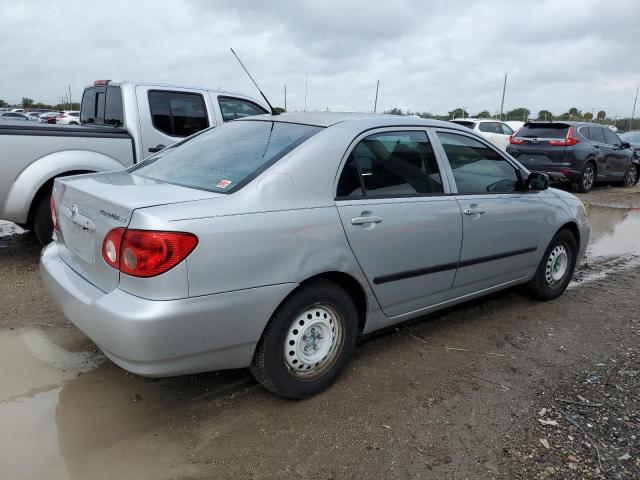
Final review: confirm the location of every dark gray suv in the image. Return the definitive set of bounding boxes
[506,122,639,192]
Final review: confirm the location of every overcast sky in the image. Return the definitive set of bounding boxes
[1,0,639,117]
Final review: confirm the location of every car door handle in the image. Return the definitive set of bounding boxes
[463,207,485,215]
[148,144,166,153]
[351,215,383,225]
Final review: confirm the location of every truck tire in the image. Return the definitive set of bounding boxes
[32,193,54,245]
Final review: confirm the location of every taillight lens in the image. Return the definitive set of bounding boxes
[102,229,198,277]
[50,196,60,231]
[549,127,580,147]
[509,135,524,145]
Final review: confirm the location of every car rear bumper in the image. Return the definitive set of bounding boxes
[519,163,581,182]
[40,242,297,377]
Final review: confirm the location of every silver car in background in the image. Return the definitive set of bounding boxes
[41,113,590,398]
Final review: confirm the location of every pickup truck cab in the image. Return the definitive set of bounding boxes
[0,80,268,243]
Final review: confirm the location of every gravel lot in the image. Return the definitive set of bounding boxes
[0,184,638,480]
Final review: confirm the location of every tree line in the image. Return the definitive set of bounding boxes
[384,106,640,131]
[0,97,80,111]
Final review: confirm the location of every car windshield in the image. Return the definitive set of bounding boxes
[131,120,323,193]
[621,132,640,143]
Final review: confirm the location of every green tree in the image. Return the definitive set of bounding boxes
[21,97,34,108]
[476,110,491,118]
[273,106,285,114]
[537,110,553,121]
[506,107,530,121]
[568,107,581,118]
[0,99,8,108]
[448,107,469,119]
[384,107,405,116]
[597,110,606,122]
[583,112,593,121]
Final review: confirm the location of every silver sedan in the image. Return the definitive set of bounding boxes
[41,113,590,398]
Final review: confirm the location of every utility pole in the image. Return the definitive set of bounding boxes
[68,85,72,108]
[499,74,507,121]
[373,79,380,113]
[284,84,287,112]
[630,83,639,130]
[304,73,308,112]
[60,96,65,109]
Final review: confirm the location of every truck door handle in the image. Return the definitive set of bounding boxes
[464,207,485,215]
[351,215,383,225]
[148,144,166,153]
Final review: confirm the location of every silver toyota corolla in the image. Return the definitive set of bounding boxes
[41,113,590,398]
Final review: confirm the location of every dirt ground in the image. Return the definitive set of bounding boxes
[1,183,639,480]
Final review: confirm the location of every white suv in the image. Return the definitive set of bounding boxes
[56,110,80,125]
[450,118,514,151]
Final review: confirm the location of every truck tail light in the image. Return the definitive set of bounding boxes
[50,196,60,231]
[102,229,198,277]
[549,127,580,147]
[509,135,524,145]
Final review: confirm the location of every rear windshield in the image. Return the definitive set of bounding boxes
[515,124,569,139]
[450,121,475,129]
[80,85,124,126]
[131,120,322,193]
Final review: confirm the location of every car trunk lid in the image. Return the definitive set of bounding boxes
[53,170,222,292]
[508,123,571,164]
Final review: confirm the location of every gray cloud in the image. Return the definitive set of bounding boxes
[1,0,638,116]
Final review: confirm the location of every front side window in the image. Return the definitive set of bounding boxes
[148,90,209,137]
[337,131,443,198]
[218,97,267,122]
[437,131,519,194]
[131,121,322,193]
[603,127,621,147]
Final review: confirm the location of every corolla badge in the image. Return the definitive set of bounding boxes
[70,204,78,218]
[99,209,128,223]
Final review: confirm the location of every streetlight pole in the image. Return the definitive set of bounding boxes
[373,80,379,114]
[499,73,507,121]
[284,84,287,112]
[630,83,639,131]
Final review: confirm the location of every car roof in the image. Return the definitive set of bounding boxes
[451,118,501,123]
[237,111,466,130]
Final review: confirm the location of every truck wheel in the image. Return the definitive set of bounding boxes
[526,229,577,301]
[32,194,54,245]
[251,280,358,399]
[622,164,638,188]
[575,162,595,193]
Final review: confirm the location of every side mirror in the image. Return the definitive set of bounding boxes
[621,141,631,149]
[527,172,549,191]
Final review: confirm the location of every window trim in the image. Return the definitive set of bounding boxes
[334,126,454,201]
[217,95,268,122]
[430,127,530,196]
[147,89,210,138]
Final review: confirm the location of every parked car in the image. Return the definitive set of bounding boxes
[38,111,59,123]
[506,120,525,133]
[42,112,590,399]
[0,111,30,121]
[0,80,268,244]
[56,110,80,125]
[507,122,639,192]
[450,118,514,151]
[620,131,640,157]
[26,111,45,121]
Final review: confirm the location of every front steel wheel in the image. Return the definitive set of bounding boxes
[251,280,358,399]
[527,229,577,301]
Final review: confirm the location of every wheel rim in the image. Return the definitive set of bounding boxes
[626,166,638,187]
[545,245,569,287]
[284,304,343,380]
[583,165,594,190]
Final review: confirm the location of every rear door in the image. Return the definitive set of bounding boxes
[335,128,462,318]
[433,129,549,298]
[135,86,214,159]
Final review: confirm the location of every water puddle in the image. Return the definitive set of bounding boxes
[571,205,640,286]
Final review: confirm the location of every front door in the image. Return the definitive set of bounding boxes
[335,129,462,318]
[433,129,551,299]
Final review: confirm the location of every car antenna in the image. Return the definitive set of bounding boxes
[230,48,279,116]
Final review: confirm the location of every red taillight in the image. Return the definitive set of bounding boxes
[509,135,524,145]
[94,79,111,86]
[102,229,198,277]
[549,127,580,147]
[50,196,60,231]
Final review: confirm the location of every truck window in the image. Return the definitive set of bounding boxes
[218,97,268,122]
[80,85,124,126]
[148,90,209,137]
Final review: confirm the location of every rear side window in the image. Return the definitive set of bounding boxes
[148,90,209,137]
[437,132,518,194]
[338,131,443,197]
[603,127,621,147]
[218,97,267,122]
[80,86,124,126]
[479,122,501,134]
[516,124,569,139]
[131,121,322,193]
[589,126,605,144]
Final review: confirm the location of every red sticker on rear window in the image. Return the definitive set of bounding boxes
[216,179,232,189]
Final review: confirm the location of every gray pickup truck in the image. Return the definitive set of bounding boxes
[0,80,268,243]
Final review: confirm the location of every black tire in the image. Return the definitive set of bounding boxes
[621,164,639,188]
[32,192,54,245]
[527,229,577,301]
[69,121,79,125]
[575,162,596,193]
[251,280,359,399]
